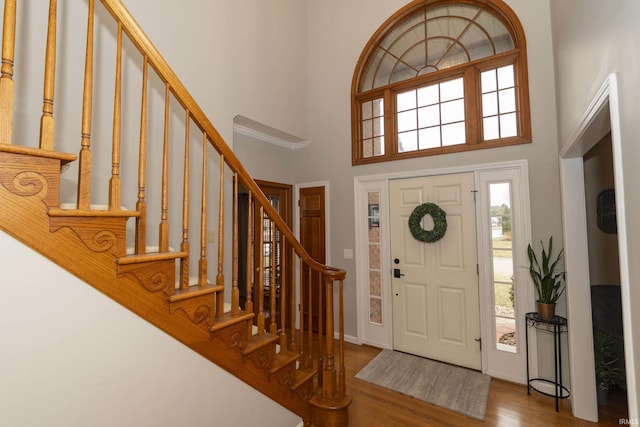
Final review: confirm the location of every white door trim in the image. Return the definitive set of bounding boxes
[559,73,636,421]
[354,159,533,378]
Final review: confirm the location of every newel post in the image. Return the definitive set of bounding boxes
[310,268,352,427]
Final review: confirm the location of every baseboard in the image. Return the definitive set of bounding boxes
[334,332,358,345]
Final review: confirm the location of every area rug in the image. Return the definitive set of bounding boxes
[355,349,491,421]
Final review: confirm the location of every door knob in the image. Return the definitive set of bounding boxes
[393,268,404,278]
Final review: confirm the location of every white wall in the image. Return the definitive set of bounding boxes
[233,132,295,184]
[124,0,309,143]
[299,0,563,340]
[0,232,300,427]
[550,0,640,418]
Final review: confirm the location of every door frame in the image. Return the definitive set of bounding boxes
[354,159,533,378]
[559,74,635,421]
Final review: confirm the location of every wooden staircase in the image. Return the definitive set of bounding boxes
[0,1,350,426]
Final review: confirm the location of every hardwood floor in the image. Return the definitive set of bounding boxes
[344,342,629,426]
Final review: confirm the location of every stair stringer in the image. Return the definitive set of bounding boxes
[0,155,313,421]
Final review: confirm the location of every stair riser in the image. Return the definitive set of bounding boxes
[50,216,129,258]
[117,259,177,295]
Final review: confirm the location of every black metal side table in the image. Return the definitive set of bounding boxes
[525,312,570,411]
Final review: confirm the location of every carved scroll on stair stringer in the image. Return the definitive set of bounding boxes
[169,300,213,327]
[274,366,294,388]
[1,171,48,198]
[294,380,314,402]
[246,346,274,372]
[49,219,120,255]
[0,150,61,206]
[117,261,173,294]
[214,322,248,351]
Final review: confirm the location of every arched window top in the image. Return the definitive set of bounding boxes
[359,2,523,91]
[351,0,531,165]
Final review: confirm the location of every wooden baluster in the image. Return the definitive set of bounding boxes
[317,271,324,387]
[279,237,287,350]
[198,133,207,287]
[298,257,305,367]
[269,220,277,335]
[289,247,297,353]
[77,0,94,210]
[256,205,265,336]
[39,0,57,151]
[158,83,170,249]
[216,155,225,317]
[179,111,190,291]
[231,173,239,314]
[108,22,123,212]
[338,277,346,399]
[245,191,254,338]
[135,57,148,254]
[323,277,336,399]
[306,266,313,369]
[0,0,16,145]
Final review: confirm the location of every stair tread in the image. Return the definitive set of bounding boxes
[209,311,254,332]
[290,367,317,391]
[0,143,76,163]
[48,207,140,218]
[168,282,225,303]
[117,251,189,265]
[240,332,280,356]
[269,350,300,375]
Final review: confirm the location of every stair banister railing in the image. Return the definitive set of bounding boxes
[1,0,350,418]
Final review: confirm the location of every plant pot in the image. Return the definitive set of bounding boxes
[537,301,556,320]
[597,386,609,405]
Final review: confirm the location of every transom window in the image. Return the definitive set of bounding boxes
[351,0,531,165]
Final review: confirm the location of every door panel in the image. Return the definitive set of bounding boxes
[403,283,428,336]
[299,186,326,332]
[390,173,480,370]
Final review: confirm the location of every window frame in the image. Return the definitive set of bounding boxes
[351,0,531,166]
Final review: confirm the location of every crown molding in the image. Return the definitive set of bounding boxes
[233,115,310,150]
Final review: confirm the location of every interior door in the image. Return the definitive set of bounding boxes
[237,181,292,331]
[299,186,326,332]
[390,173,481,370]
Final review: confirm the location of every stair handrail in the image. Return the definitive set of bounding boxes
[99,0,342,281]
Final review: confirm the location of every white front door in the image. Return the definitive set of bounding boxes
[390,173,481,370]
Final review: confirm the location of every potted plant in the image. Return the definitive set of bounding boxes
[527,237,565,320]
[593,331,623,404]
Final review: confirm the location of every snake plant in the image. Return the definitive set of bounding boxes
[527,237,565,304]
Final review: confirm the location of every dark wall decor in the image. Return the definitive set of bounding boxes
[597,189,617,234]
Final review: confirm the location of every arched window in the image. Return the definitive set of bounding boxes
[351,0,531,165]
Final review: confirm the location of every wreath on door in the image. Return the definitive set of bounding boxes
[408,202,447,243]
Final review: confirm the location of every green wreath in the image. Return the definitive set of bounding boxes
[408,202,447,243]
